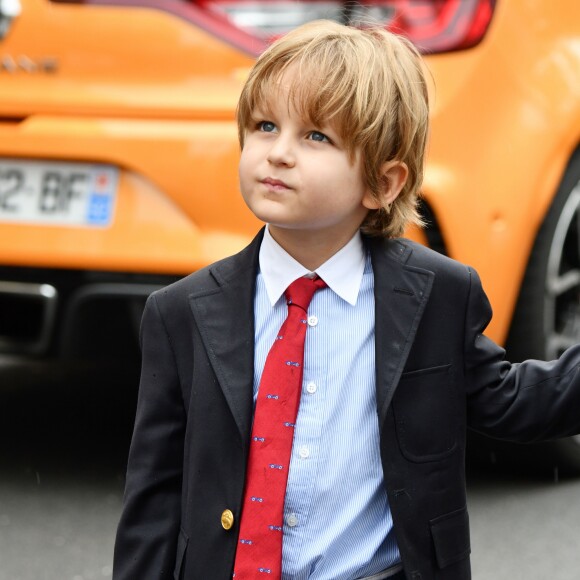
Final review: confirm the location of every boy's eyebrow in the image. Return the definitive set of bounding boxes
[249,103,273,120]
[246,92,345,141]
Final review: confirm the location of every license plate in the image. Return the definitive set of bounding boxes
[0,159,118,227]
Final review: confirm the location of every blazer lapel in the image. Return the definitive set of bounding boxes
[369,237,434,427]
[188,231,433,447]
[188,230,264,451]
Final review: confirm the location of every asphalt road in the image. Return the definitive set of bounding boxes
[1,357,580,580]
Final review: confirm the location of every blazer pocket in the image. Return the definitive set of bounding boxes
[430,506,471,569]
[174,528,189,580]
[393,363,458,462]
[400,363,452,379]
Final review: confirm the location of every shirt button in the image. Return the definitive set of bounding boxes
[307,315,318,327]
[299,446,310,459]
[286,513,299,527]
[306,381,317,394]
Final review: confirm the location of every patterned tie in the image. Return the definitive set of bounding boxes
[233,275,326,579]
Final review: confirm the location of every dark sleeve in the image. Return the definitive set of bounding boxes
[464,267,580,442]
[113,292,186,579]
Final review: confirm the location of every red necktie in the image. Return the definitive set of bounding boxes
[233,276,326,579]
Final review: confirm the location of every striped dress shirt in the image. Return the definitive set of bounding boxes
[253,227,401,580]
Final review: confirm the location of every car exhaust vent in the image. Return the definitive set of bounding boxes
[0,281,58,354]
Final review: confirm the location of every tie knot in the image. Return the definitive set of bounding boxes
[285,276,326,312]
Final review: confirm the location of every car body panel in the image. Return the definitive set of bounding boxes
[423,0,580,342]
[0,0,579,350]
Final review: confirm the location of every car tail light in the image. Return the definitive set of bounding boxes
[57,0,496,56]
[195,0,497,54]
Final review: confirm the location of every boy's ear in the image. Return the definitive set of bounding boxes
[363,161,409,210]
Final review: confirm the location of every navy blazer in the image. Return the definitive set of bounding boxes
[113,230,580,580]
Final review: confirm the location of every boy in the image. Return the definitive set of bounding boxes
[113,20,580,580]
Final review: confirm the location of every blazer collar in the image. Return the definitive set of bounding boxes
[188,228,264,451]
[188,230,434,446]
[367,236,434,427]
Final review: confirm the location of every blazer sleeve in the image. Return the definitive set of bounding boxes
[464,267,580,442]
[113,292,186,579]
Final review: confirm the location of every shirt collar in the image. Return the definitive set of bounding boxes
[259,225,366,306]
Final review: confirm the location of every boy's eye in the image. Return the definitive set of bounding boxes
[258,121,277,133]
[308,131,330,143]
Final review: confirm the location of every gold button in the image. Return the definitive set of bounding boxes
[221,509,234,530]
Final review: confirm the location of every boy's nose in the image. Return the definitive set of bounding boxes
[267,137,295,167]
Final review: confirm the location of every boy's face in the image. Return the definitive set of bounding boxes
[239,71,377,245]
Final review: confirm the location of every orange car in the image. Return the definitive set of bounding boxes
[0,1,579,411]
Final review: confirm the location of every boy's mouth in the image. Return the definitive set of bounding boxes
[261,177,291,192]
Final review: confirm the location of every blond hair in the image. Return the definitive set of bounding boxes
[236,20,429,238]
